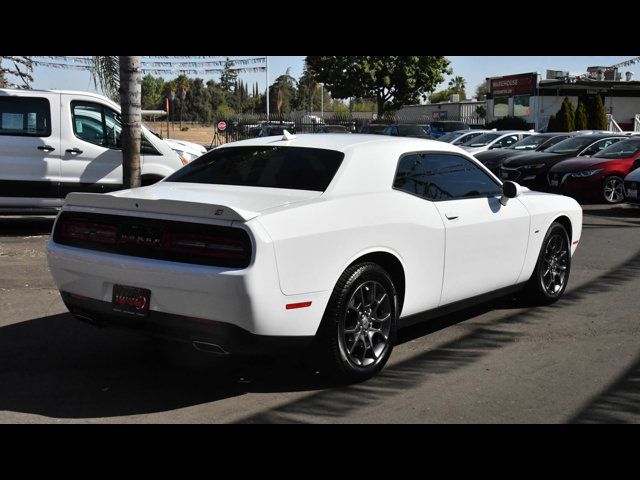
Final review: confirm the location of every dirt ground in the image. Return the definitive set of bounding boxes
[146,122,218,148]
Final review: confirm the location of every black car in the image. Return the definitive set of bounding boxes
[499,133,626,190]
[476,133,573,175]
[359,124,388,135]
[383,124,432,139]
[315,124,351,133]
[252,123,296,138]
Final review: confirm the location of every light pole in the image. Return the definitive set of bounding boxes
[169,90,176,132]
[179,86,186,130]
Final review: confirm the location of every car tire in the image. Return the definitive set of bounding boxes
[602,175,625,204]
[524,222,571,305]
[312,262,398,384]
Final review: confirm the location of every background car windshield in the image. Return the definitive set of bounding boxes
[464,132,501,147]
[508,135,547,150]
[399,125,428,136]
[438,131,462,142]
[452,131,483,145]
[165,146,344,191]
[594,139,640,159]
[545,136,596,154]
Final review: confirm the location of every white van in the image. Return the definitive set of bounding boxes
[0,88,188,214]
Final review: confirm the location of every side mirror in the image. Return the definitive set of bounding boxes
[500,180,521,206]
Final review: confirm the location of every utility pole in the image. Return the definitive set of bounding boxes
[119,56,142,189]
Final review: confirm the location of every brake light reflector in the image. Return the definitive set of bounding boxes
[286,301,312,310]
[60,220,118,244]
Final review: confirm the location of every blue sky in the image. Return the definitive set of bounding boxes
[29,56,639,99]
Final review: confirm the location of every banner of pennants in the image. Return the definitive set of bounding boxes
[30,56,266,75]
[573,56,640,80]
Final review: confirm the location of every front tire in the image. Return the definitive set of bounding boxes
[524,222,571,304]
[312,262,398,383]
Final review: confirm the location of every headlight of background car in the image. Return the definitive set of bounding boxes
[570,169,603,178]
[174,150,198,165]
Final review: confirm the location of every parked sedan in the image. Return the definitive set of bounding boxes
[476,133,573,175]
[500,134,626,191]
[47,134,582,383]
[461,131,534,155]
[547,138,640,204]
[426,121,470,139]
[624,167,640,205]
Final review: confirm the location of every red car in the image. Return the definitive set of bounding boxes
[547,138,640,204]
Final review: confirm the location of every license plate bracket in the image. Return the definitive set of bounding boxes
[112,284,151,317]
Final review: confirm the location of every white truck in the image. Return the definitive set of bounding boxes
[0,88,192,214]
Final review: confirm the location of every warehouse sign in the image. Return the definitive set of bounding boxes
[490,73,537,97]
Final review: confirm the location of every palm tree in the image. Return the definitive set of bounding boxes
[448,76,467,98]
[91,56,141,189]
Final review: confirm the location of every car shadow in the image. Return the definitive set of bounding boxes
[2,249,640,422]
[582,205,640,220]
[0,217,55,237]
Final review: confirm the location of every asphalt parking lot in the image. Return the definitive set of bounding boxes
[1,204,640,423]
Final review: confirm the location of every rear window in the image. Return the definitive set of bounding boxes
[165,146,344,192]
[0,96,51,137]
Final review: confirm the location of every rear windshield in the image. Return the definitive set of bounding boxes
[165,146,344,192]
[464,132,501,147]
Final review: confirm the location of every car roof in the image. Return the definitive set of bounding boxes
[215,133,465,154]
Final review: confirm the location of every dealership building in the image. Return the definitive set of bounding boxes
[485,71,640,131]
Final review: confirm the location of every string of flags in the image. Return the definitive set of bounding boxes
[35,56,266,67]
[31,60,266,75]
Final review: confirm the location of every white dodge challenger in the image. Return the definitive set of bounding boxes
[47,133,582,382]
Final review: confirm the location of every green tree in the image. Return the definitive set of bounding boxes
[588,95,607,130]
[475,82,489,100]
[574,98,588,130]
[269,68,297,115]
[306,56,451,115]
[546,114,558,132]
[429,89,453,103]
[555,97,575,132]
[448,76,466,99]
[141,74,165,110]
[219,58,238,92]
[475,105,487,119]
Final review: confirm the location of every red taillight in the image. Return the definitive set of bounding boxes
[161,232,246,259]
[60,220,118,244]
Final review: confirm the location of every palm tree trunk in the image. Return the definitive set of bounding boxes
[119,56,142,189]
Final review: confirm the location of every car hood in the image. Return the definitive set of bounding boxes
[164,138,208,156]
[475,149,532,164]
[64,183,322,222]
[502,151,571,167]
[549,157,611,173]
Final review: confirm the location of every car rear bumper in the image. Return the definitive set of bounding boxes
[47,240,331,337]
[61,292,313,355]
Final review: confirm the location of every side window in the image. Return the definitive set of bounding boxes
[71,101,122,149]
[0,96,51,137]
[594,138,621,152]
[495,134,519,147]
[394,152,502,201]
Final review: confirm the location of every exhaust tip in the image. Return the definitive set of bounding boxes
[192,341,229,355]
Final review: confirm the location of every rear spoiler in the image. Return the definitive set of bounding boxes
[63,192,258,222]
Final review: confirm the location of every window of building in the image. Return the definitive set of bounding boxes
[493,97,509,118]
[514,95,531,116]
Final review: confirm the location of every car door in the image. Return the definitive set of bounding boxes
[418,152,530,305]
[0,92,61,203]
[59,95,124,197]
